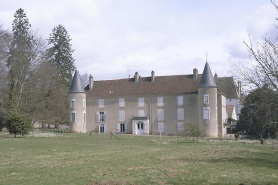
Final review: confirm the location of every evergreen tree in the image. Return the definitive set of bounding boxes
[6,8,36,108]
[47,24,76,87]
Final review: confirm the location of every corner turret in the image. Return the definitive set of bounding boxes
[198,62,218,137]
[69,70,86,133]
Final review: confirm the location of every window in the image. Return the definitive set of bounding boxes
[203,107,210,119]
[177,122,184,131]
[157,97,163,106]
[83,99,86,109]
[100,112,105,122]
[138,122,144,129]
[83,112,86,123]
[177,108,184,121]
[138,97,144,107]
[71,111,76,122]
[138,110,145,117]
[177,96,183,106]
[99,99,104,108]
[158,122,164,133]
[71,99,75,108]
[96,111,106,122]
[204,94,209,104]
[119,98,125,107]
[99,124,105,133]
[157,109,164,121]
[119,110,125,122]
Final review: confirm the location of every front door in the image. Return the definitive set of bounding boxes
[137,122,144,134]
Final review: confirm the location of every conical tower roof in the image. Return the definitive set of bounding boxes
[198,62,217,88]
[69,70,85,93]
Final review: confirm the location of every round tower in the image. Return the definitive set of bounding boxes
[198,62,218,137]
[68,70,86,133]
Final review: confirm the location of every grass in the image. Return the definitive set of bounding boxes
[0,131,278,185]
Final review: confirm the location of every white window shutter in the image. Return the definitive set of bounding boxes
[157,97,163,106]
[104,124,107,133]
[104,111,106,122]
[99,99,104,108]
[125,123,127,132]
[138,97,144,107]
[177,96,183,106]
[119,98,125,107]
[96,112,100,122]
[157,109,164,121]
[119,110,125,122]
[158,122,164,133]
[203,108,210,119]
[117,123,120,133]
[177,108,184,121]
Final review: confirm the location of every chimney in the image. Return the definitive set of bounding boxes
[193,68,198,79]
[89,74,94,90]
[134,72,139,82]
[151,70,155,82]
[214,73,218,78]
[238,81,242,98]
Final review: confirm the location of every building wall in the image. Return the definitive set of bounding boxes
[198,87,218,137]
[217,94,226,137]
[226,98,240,119]
[85,94,199,135]
[69,92,86,133]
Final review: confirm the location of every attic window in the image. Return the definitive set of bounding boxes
[109,90,113,94]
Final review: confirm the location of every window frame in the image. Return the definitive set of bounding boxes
[204,94,209,104]
[203,107,210,120]
[71,99,75,108]
[71,111,76,122]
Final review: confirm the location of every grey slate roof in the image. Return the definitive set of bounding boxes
[69,70,85,93]
[214,77,238,99]
[198,62,217,88]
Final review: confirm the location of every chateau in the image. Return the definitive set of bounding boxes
[68,62,240,137]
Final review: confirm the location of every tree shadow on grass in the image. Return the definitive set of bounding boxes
[210,153,278,170]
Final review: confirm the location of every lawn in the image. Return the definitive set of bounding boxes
[0,132,277,185]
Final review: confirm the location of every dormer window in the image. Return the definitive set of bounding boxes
[204,94,209,104]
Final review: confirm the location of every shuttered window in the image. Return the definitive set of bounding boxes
[158,122,164,133]
[157,109,164,121]
[99,99,104,108]
[203,107,210,119]
[177,108,184,121]
[119,110,125,122]
[138,97,144,107]
[177,96,183,106]
[157,97,163,106]
[119,98,125,107]
[71,111,76,122]
[96,111,106,122]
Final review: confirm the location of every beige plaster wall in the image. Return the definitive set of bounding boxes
[86,94,199,135]
[69,92,86,133]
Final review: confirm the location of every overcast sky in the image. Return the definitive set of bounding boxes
[0,0,277,81]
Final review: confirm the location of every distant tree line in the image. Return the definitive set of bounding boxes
[0,8,76,136]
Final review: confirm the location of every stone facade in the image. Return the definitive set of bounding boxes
[69,63,240,137]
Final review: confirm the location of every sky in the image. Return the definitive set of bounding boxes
[0,0,277,81]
